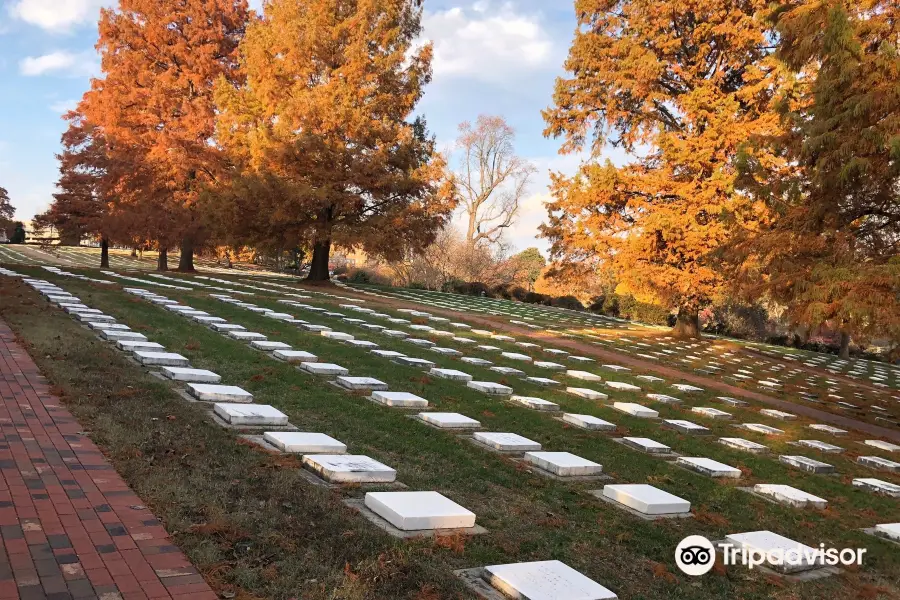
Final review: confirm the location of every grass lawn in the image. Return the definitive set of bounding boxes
[2,266,899,600]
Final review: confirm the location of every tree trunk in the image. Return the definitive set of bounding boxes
[177,238,195,272]
[157,247,168,271]
[306,238,332,281]
[839,330,851,359]
[467,211,478,246]
[131,247,137,257]
[100,237,109,268]
[672,305,701,338]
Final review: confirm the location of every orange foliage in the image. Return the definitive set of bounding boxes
[542,0,787,336]
[85,0,249,268]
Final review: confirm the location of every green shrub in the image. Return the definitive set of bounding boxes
[551,295,584,311]
[523,291,548,304]
[346,267,389,285]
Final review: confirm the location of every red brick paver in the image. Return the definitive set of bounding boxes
[0,319,217,600]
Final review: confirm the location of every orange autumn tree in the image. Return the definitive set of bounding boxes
[542,0,786,337]
[86,0,249,271]
[35,109,114,264]
[730,0,900,357]
[215,0,456,281]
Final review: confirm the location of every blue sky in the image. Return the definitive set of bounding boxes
[0,0,613,253]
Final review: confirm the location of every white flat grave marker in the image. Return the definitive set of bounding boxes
[567,387,607,401]
[301,362,349,376]
[864,440,900,453]
[76,313,114,322]
[524,451,602,477]
[602,484,690,516]
[430,368,473,382]
[322,331,354,341]
[602,365,630,372]
[501,352,532,362]
[117,341,165,352]
[534,361,565,371]
[134,351,189,367]
[88,322,129,331]
[382,329,409,338]
[719,438,768,454]
[214,403,288,426]
[302,454,396,483]
[365,491,476,531]
[473,432,541,452]
[418,412,480,429]
[482,560,617,600]
[724,531,822,573]
[742,423,784,436]
[431,347,462,356]
[393,357,436,369]
[797,440,843,453]
[188,384,253,403]
[274,350,317,363]
[671,384,703,393]
[760,409,796,420]
[525,377,560,387]
[161,367,221,383]
[211,323,245,332]
[229,331,267,341]
[875,523,900,542]
[460,357,492,367]
[467,381,513,395]
[692,407,731,420]
[511,396,559,411]
[717,396,748,407]
[544,349,569,356]
[336,376,388,392]
[563,414,615,431]
[646,394,681,405]
[491,366,524,377]
[612,403,658,418]
[858,456,900,472]
[622,437,670,454]
[853,478,900,497]
[100,330,146,342]
[677,457,741,478]
[605,381,641,392]
[779,455,835,474]
[371,391,428,408]
[567,370,602,382]
[251,340,292,352]
[263,432,346,454]
[752,484,827,509]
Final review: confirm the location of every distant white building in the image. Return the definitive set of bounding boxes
[0,229,7,243]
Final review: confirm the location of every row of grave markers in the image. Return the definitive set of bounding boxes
[166,277,900,576]
[11,266,900,597]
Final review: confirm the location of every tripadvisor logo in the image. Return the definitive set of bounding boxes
[675,536,716,576]
[675,535,868,576]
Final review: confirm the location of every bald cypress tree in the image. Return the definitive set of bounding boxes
[87,0,249,271]
[731,0,900,356]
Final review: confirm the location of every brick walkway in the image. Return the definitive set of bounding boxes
[0,320,216,600]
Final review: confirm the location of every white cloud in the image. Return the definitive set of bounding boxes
[8,0,106,33]
[19,51,99,77]
[423,2,558,84]
[49,98,79,113]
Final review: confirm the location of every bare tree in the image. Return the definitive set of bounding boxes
[454,116,536,246]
